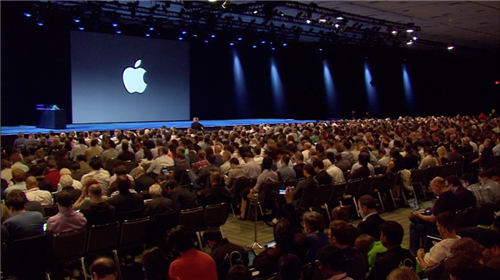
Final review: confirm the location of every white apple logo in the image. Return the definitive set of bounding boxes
[123,59,147,94]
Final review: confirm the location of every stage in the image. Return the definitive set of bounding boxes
[1,118,319,136]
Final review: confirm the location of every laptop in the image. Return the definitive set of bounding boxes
[408,199,433,212]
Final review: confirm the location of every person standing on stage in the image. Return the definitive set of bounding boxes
[191,117,204,132]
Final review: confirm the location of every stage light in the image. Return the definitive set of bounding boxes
[74,19,80,23]
[447,45,455,50]
[146,33,151,37]
[78,27,84,31]
[193,34,198,37]
[306,19,311,24]
[238,37,242,41]
[412,36,418,41]
[222,1,230,9]
[406,22,415,33]
[204,39,209,43]
[229,42,234,46]
[282,43,287,46]
[261,40,266,44]
[149,27,154,31]
[24,13,32,17]
[319,48,323,51]
[495,81,499,85]
[406,28,414,33]
[112,23,118,27]
[208,0,218,2]
[391,30,398,35]
[271,47,276,51]
[253,45,257,48]
[336,16,343,20]
[319,16,327,23]
[178,37,183,40]
[211,34,216,38]
[37,22,44,26]
[116,30,122,34]
[406,40,413,45]
[334,23,340,28]
[253,10,258,14]
[182,30,187,35]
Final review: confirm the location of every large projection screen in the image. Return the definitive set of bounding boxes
[71,31,190,123]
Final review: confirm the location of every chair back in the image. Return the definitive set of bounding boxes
[7,234,49,280]
[344,179,362,197]
[231,177,251,198]
[124,161,137,174]
[116,208,144,222]
[370,174,386,192]
[284,179,298,187]
[374,165,385,175]
[455,206,479,228]
[410,169,424,184]
[86,222,120,255]
[297,187,317,210]
[422,166,438,184]
[358,177,373,196]
[25,201,45,216]
[153,210,179,235]
[179,206,204,232]
[43,204,59,218]
[203,203,229,228]
[119,217,150,251]
[315,184,333,205]
[104,158,117,174]
[262,181,282,205]
[52,229,87,264]
[140,190,152,200]
[330,182,347,203]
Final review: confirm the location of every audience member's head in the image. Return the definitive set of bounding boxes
[149,184,163,198]
[317,245,349,278]
[477,230,500,263]
[274,219,297,254]
[167,225,196,253]
[386,266,420,280]
[278,254,302,280]
[357,195,377,218]
[436,211,456,236]
[302,211,325,235]
[56,190,73,208]
[210,171,223,186]
[226,265,252,280]
[141,247,170,280]
[331,205,350,223]
[445,256,481,280]
[354,234,376,260]
[89,257,117,280]
[202,228,223,249]
[5,189,27,212]
[450,238,484,261]
[328,220,351,247]
[11,168,26,183]
[116,175,131,194]
[25,176,38,190]
[59,174,74,188]
[262,156,273,170]
[430,176,448,195]
[380,221,404,248]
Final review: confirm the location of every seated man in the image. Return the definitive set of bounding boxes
[367,221,415,280]
[203,228,248,280]
[317,245,354,280]
[417,211,460,269]
[224,158,245,188]
[4,168,27,195]
[168,225,217,280]
[4,189,44,241]
[134,165,156,192]
[357,195,386,240]
[278,254,302,280]
[79,183,117,227]
[293,164,318,206]
[47,191,87,234]
[447,175,476,210]
[328,220,366,280]
[144,184,174,217]
[197,172,231,207]
[107,175,144,220]
[476,230,500,271]
[89,257,118,280]
[410,176,458,255]
[303,211,329,263]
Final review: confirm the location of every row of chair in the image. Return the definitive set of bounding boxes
[454,199,500,228]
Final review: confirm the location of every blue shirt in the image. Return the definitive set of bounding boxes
[3,211,44,241]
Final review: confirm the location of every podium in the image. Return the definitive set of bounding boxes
[36,105,66,129]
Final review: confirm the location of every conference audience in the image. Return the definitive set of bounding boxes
[3,189,44,241]
[47,191,87,234]
[357,194,385,240]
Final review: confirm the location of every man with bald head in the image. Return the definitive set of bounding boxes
[90,257,117,280]
[409,176,459,255]
[79,183,116,227]
[144,184,173,217]
[25,176,52,205]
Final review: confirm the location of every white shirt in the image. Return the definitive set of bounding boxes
[1,168,13,182]
[326,165,345,183]
[70,144,88,159]
[147,155,174,175]
[424,237,461,264]
[26,187,53,206]
[350,163,375,176]
[81,169,110,194]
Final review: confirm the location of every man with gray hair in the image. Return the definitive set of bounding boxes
[144,184,173,217]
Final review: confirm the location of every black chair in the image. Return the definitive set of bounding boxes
[180,169,194,191]
[150,210,179,247]
[297,186,317,211]
[343,179,362,216]
[140,190,152,200]
[314,184,334,221]
[179,206,204,250]
[369,174,387,212]
[203,203,229,229]
[326,182,347,222]
[410,169,427,201]
[43,204,59,218]
[116,208,144,222]
[358,176,374,197]
[124,161,137,174]
[25,200,45,216]
[118,217,150,255]
[455,206,479,228]
[50,229,87,278]
[229,177,252,217]
[6,234,50,280]
[82,222,121,280]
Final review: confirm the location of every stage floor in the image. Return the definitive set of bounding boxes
[1,118,318,136]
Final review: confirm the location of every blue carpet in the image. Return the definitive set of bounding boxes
[1,119,318,136]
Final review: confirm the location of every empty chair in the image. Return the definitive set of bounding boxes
[343,179,362,216]
[315,184,334,221]
[115,208,144,222]
[369,174,387,212]
[150,210,179,247]
[118,217,150,255]
[5,234,49,280]
[179,206,204,250]
[326,182,347,220]
[82,222,121,280]
[358,176,374,197]
[410,169,427,201]
[203,203,229,229]
[50,229,87,278]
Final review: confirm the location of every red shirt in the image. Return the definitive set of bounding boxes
[45,169,60,187]
[169,248,217,280]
